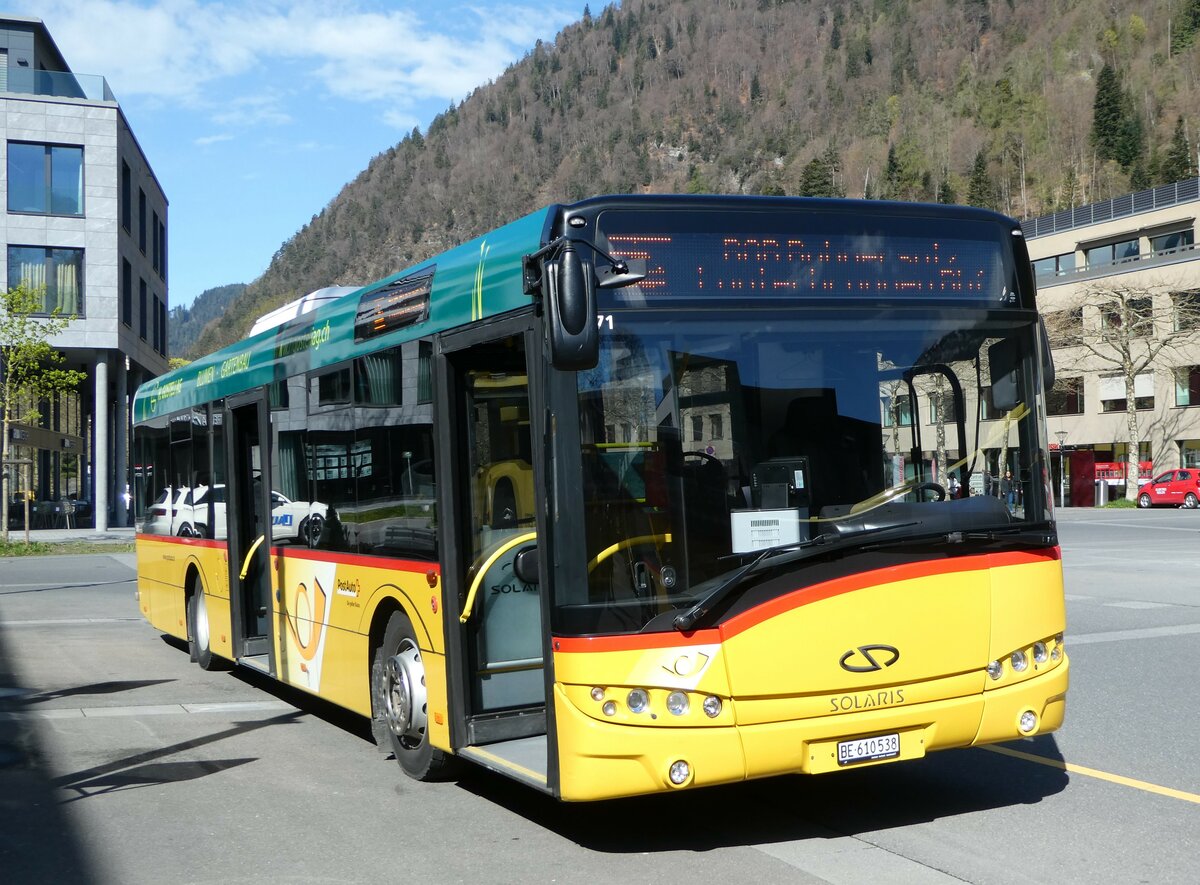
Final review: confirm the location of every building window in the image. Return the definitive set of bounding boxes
[1151,229,1194,254]
[1101,298,1153,338]
[138,188,147,253]
[159,218,167,281]
[6,246,84,315]
[7,142,84,216]
[691,414,703,441]
[1173,291,1200,332]
[927,390,959,423]
[152,211,160,273]
[121,259,132,327]
[160,298,168,355]
[1045,307,1084,346]
[1031,252,1077,281]
[1086,239,1139,268]
[1047,377,1085,415]
[882,393,913,427]
[1176,367,1200,407]
[121,161,131,232]
[139,278,147,340]
[1099,373,1153,412]
[710,413,724,440]
[153,294,161,354]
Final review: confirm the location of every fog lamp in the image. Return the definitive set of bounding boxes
[702,696,722,718]
[627,689,649,714]
[590,687,605,702]
[987,660,1003,680]
[602,701,617,717]
[1011,650,1029,672]
[666,691,690,716]
[1019,710,1038,734]
[668,760,690,785]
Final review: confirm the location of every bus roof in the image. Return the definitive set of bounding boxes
[134,205,554,424]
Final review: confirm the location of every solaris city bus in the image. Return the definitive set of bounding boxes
[133,195,1068,801]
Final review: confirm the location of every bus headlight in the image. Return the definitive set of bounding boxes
[627,689,649,714]
[1033,641,1048,664]
[666,691,690,716]
[987,660,1003,680]
[1011,650,1029,672]
[702,696,722,718]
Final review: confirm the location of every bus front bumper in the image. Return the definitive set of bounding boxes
[553,656,1069,801]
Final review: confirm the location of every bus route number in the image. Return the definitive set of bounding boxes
[597,314,614,330]
[836,732,900,766]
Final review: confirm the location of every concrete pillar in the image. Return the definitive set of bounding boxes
[95,353,109,532]
[115,357,128,527]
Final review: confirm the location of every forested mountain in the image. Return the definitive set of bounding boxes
[187,0,1200,356]
[169,283,245,358]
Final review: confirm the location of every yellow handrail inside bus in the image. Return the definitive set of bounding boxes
[587,533,672,573]
[239,535,265,580]
[460,531,538,624]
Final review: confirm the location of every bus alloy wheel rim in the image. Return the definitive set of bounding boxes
[385,639,428,745]
[195,592,210,650]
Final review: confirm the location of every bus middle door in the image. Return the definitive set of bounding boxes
[225,391,276,671]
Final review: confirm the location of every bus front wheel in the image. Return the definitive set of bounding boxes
[370,611,455,781]
[186,582,224,671]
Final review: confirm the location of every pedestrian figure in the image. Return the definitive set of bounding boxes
[1002,470,1016,514]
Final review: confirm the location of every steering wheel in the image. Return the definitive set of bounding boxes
[683,451,722,467]
[912,482,947,502]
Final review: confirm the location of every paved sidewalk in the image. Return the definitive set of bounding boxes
[5,526,135,544]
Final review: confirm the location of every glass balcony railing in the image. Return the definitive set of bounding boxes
[2,69,115,102]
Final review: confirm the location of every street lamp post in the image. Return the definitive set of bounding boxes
[1055,430,1069,507]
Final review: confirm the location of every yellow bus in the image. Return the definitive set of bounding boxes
[133,195,1068,800]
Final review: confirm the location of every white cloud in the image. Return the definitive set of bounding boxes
[212,94,292,127]
[22,1,579,116]
[194,133,233,145]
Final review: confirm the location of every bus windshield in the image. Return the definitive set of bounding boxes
[559,304,1051,635]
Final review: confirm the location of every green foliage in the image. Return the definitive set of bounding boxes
[967,150,998,210]
[798,148,840,197]
[1091,63,1142,168]
[1158,117,1193,184]
[1170,0,1200,55]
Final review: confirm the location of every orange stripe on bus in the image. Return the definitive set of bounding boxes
[553,547,1059,654]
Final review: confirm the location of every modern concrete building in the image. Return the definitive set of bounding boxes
[1024,179,1199,504]
[1,14,168,530]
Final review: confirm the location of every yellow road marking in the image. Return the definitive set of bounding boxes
[983,745,1200,805]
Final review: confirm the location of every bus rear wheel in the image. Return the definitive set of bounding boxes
[370,611,455,781]
[187,582,224,671]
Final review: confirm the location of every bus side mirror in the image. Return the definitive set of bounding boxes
[988,337,1019,411]
[545,240,599,370]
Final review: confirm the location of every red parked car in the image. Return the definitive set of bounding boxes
[1137,469,1200,509]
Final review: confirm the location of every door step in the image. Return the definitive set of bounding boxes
[459,735,549,793]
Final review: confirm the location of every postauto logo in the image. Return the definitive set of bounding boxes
[839,644,901,673]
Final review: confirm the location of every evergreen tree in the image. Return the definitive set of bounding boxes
[1129,157,1150,191]
[967,150,997,209]
[883,144,900,198]
[799,154,836,197]
[937,177,957,204]
[1091,64,1124,163]
[1158,117,1192,184]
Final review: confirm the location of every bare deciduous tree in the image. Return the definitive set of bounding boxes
[1042,278,1200,501]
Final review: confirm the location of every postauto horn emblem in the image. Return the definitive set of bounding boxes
[839,644,901,673]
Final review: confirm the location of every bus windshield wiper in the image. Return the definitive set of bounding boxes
[672,521,918,632]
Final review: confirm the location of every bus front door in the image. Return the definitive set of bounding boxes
[439,322,552,784]
[225,392,275,670]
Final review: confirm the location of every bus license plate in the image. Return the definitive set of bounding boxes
[837,733,900,766]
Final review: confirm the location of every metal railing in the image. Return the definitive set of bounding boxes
[1022,178,1200,239]
[2,69,115,102]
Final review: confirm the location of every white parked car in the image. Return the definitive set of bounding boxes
[152,484,327,546]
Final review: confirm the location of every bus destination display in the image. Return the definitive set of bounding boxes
[354,267,435,342]
[601,225,1011,304]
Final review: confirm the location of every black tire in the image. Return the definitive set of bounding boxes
[187,581,225,671]
[370,611,455,780]
[178,523,195,538]
[1184,493,1198,509]
[303,513,324,548]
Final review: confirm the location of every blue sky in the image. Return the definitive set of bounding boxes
[20,1,586,308]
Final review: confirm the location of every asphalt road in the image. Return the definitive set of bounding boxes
[1,509,1197,884]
